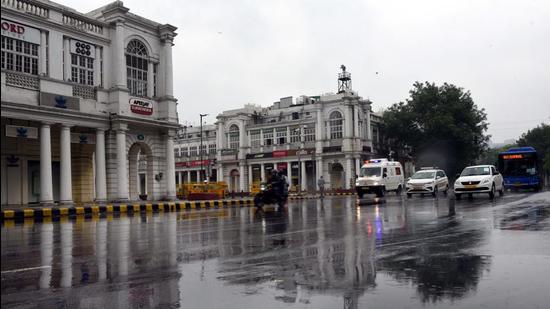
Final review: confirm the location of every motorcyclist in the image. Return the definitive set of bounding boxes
[269,169,285,207]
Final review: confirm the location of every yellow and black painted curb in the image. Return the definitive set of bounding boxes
[288,192,355,199]
[1,199,254,224]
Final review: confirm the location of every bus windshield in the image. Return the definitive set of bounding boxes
[361,167,381,177]
[499,158,537,176]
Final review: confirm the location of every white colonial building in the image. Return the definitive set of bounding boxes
[1,0,179,206]
[175,69,382,193]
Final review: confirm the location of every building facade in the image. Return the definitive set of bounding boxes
[175,70,383,193]
[1,0,179,206]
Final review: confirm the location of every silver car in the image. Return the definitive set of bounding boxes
[406,169,449,198]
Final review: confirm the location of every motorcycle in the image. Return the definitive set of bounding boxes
[254,182,287,209]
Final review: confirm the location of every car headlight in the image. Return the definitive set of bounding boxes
[372,182,379,186]
[455,179,461,185]
[481,178,491,184]
[424,182,434,188]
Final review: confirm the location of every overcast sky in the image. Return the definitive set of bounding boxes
[62,0,550,143]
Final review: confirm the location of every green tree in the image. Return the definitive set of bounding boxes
[517,123,550,182]
[382,82,489,176]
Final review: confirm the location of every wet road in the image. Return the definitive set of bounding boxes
[2,192,550,309]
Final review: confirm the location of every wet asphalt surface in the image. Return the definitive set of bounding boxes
[1,191,550,309]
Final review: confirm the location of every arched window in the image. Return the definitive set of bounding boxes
[126,40,149,96]
[329,111,343,139]
[228,124,240,149]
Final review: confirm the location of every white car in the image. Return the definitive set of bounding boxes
[454,165,504,200]
[406,169,449,198]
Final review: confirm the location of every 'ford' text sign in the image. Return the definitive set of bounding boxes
[130,98,153,115]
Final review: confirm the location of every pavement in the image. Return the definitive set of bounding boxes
[1,191,549,308]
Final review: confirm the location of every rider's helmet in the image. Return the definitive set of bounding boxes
[270,169,278,176]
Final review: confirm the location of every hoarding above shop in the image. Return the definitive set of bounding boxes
[1,19,40,44]
[129,98,153,115]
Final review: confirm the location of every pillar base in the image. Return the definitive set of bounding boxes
[40,201,55,207]
[165,195,177,201]
[112,199,130,203]
[94,199,108,205]
[58,200,74,207]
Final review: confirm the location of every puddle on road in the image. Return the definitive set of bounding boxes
[2,195,549,308]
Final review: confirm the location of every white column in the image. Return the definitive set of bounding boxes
[239,164,246,192]
[40,123,54,204]
[178,171,183,185]
[355,158,361,177]
[187,171,192,183]
[94,46,101,87]
[345,158,353,189]
[63,38,71,81]
[116,129,129,200]
[345,105,353,138]
[95,129,107,202]
[163,38,174,97]
[39,31,47,75]
[287,161,293,190]
[147,61,154,97]
[166,133,177,200]
[353,105,360,139]
[114,21,126,88]
[316,159,323,189]
[260,163,266,182]
[248,165,253,186]
[59,125,73,204]
[301,160,307,192]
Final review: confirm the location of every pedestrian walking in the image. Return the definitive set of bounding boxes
[317,176,325,198]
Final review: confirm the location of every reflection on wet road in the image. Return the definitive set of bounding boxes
[2,192,549,308]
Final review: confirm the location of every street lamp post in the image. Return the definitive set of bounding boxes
[199,113,208,183]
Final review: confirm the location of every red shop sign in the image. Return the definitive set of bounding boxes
[272,150,288,158]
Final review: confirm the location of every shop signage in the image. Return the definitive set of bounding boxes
[272,150,288,158]
[71,133,96,144]
[129,98,153,115]
[1,19,40,44]
[5,125,38,139]
[323,146,342,153]
[40,92,80,110]
[176,159,214,168]
[246,152,273,160]
[221,149,238,155]
[276,163,288,170]
[288,148,315,156]
[70,39,96,58]
[362,146,372,153]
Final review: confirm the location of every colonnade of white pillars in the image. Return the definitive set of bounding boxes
[37,123,177,204]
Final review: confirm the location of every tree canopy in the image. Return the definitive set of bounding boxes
[517,123,550,174]
[382,82,489,176]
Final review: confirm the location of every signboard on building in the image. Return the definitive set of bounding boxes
[323,146,342,153]
[129,98,153,115]
[40,93,80,110]
[71,133,96,144]
[5,125,38,139]
[1,19,40,44]
[176,159,216,168]
[70,39,96,58]
[246,152,273,160]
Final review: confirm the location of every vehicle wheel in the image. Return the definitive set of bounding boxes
[407,193,412,198]
[455,193,462,200]
[498,187,504,197]
[489,184,495,199]
[357,192,364,199]
[443,185,449,195]
[396,185,402,195]
[432,186,438,197]
[376,187,385,198]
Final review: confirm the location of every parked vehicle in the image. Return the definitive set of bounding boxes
[406,168,449,198]
[356,159,404,198]
[454,165,504,200]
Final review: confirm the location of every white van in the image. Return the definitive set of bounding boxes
[355,159,405,198]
